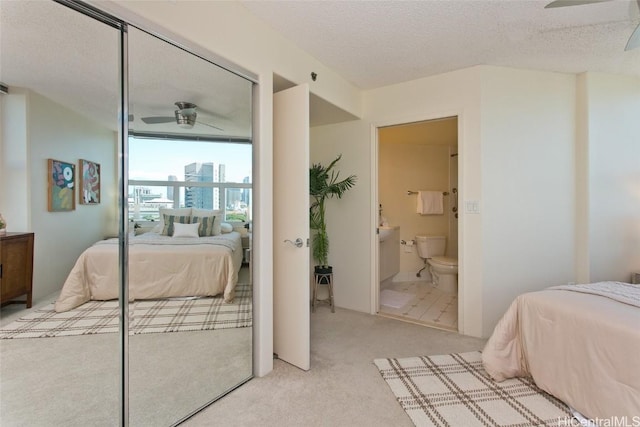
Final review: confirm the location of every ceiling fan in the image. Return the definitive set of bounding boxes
[140,101,223,131]
[545,0,640,51]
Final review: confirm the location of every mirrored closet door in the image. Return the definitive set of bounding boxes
[1,2,254,426]
[126,26,254,426]
[0,1,121,425]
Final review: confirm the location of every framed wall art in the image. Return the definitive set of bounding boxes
[47,159,75,212]
[79,159,101,204]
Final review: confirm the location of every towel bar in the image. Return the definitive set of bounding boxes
[407,190,449,196]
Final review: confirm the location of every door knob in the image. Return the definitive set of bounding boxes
[284,238,304,248]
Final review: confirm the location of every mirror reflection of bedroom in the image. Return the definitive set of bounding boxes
[0,2,253,426]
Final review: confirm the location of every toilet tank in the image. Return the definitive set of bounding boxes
[415,235,446,259]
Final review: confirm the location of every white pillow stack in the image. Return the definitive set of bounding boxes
[150,207,236,236]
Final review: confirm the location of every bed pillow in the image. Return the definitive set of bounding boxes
[191,215,216,237]
[172,222,200,238]
[220,222,233,233]
[157,207,192,232]
[162,213,191,236]
[191,208,222,235]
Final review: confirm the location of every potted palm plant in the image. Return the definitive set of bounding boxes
[309,154,357,276]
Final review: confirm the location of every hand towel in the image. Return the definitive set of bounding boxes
[417,191,443,215]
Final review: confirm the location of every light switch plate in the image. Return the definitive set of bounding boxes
[464,200,480,214]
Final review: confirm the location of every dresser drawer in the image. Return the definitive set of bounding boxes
[0,232,34,308]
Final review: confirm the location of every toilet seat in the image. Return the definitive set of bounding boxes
[430,256,458,267]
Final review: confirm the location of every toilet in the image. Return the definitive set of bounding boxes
[415,235,458,294]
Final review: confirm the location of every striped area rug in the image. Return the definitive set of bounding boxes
[374,351,572,427]
[0,283,252,339]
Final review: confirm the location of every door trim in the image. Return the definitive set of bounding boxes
[369,110,465,334]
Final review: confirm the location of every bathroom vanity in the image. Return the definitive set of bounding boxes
[379,226,400,282]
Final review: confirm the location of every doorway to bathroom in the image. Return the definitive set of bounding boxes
[375,116,459,332]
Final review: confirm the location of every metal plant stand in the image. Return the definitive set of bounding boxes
[312,272,334,313]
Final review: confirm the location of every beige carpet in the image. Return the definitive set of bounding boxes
[2,298,486,426]
[0,283,252,339]
[184,308,487,427]
[1,268,254,427]
[375,351,572,427]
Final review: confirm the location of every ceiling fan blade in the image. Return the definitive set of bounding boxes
[545,0,611,8]
[196,120,224,131]
[625,22,640,50]
[141,116,175,124]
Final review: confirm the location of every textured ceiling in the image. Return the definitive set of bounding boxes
[3,1,638,132]
[0,1,252,137]
[241,0,640,89]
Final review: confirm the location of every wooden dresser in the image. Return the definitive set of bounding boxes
[0,232,34,308]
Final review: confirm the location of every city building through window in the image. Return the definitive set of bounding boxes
[128,136,252,223]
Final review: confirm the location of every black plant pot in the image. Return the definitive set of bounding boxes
[314,266,333,286]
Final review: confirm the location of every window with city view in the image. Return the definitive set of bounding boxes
[128,136,252,223]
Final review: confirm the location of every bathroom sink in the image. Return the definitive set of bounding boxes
[378,226,398,242]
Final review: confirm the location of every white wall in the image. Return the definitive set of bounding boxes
[0,90,30,232]
[583,73,640,282]
[575,75,590,284]
[26,90,117,301]
[479,67,576,334]
[321,66,577,338]
[310,120,371,313]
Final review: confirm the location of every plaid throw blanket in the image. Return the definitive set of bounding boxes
[0,283,252,339]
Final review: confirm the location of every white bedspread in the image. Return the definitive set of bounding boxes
[482,281,640,419]
[55,232,243,312]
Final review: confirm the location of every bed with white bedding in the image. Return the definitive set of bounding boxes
[482,281,640,420]
[54,231,244,312]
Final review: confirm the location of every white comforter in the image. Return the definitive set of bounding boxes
[55,232,243,312]
[482,281,640,419]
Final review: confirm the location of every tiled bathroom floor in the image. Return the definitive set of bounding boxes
[378,281,457,332]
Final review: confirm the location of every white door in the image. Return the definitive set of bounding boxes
[273,84,310,371]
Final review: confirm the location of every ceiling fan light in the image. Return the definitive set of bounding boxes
[175,110,196,129]
[174,101,196,111]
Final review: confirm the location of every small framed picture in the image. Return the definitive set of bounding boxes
[47,159,75,212]
[79,159,101,205]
